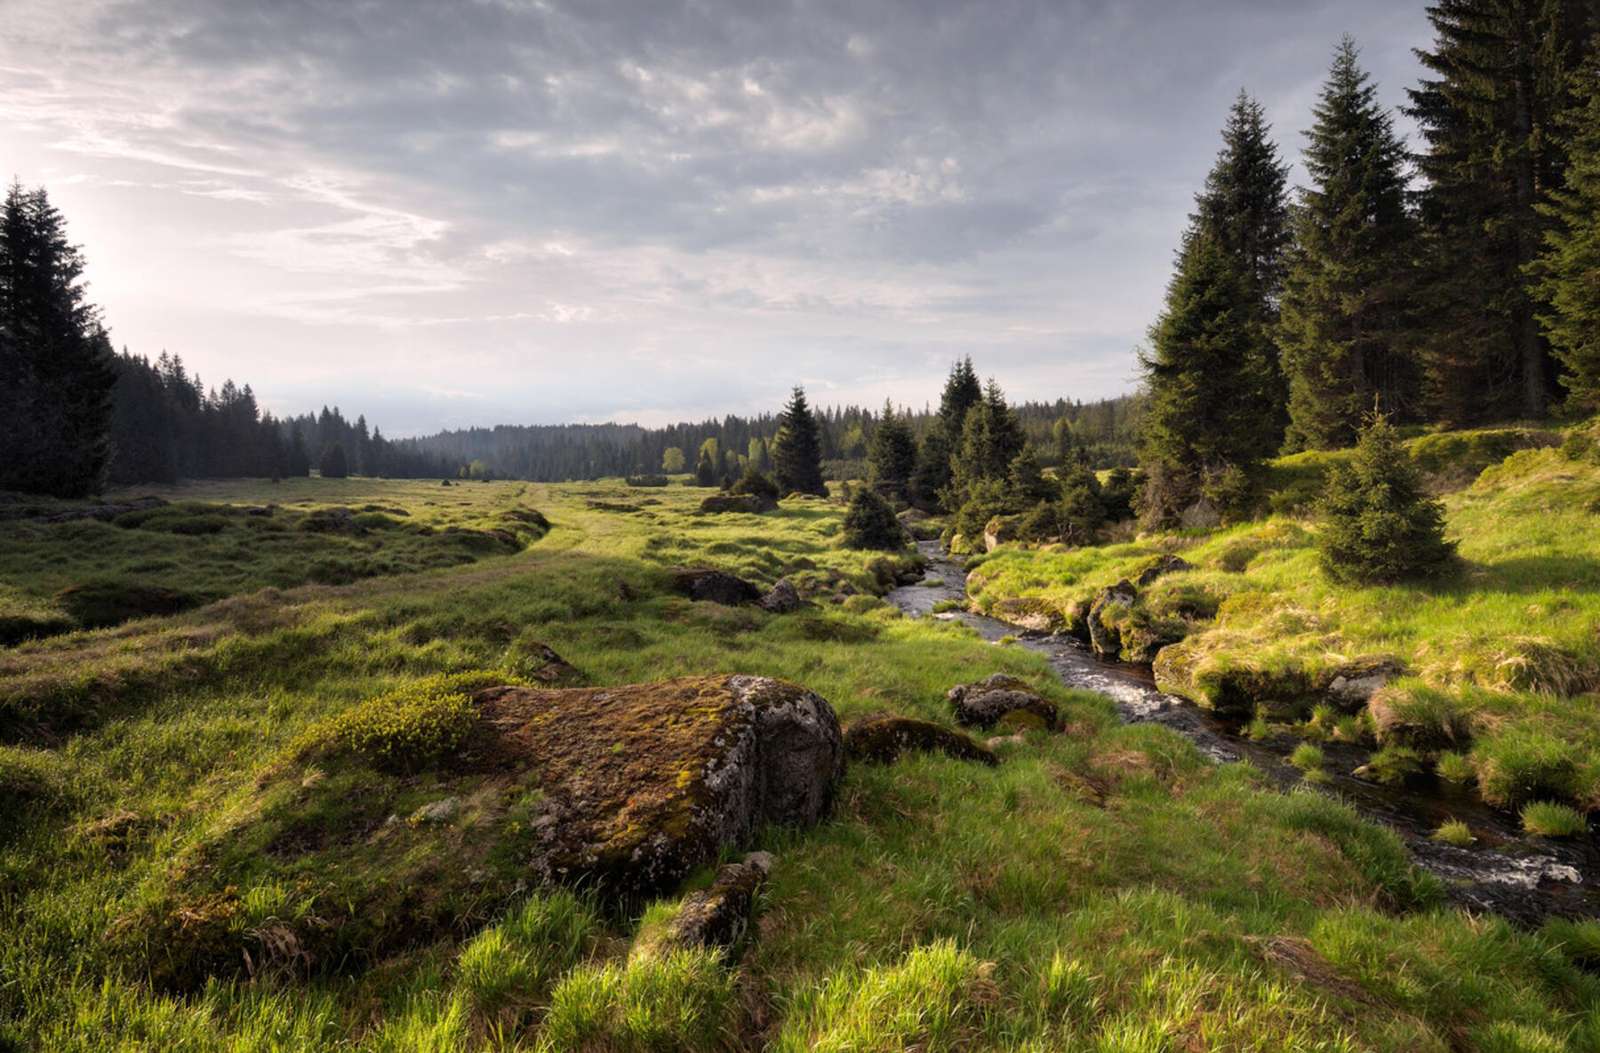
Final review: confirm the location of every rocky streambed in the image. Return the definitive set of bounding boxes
[889,541,1599,925]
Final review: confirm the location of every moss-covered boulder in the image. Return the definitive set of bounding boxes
[1086,580,1138,660]
[1152,637,1314,718]
[947,674,1059,732]
[1136,554,1192,587]
[989,596,1064,635]
[476,675,842,895]
[844,716,998,766]
[633,852,773,963]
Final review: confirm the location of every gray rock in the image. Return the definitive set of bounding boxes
[410,797,460,824]
[947,674,1060,732]
[758,579,805,614]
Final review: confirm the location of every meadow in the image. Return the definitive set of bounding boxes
[2,473,1599,1050]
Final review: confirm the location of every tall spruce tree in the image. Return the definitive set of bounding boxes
[1279,38,1417,450]
[1192,91,1293,453]
[0,182,116,496]
[867,400,917,498]
[947,379,1026,512]
[772,386,826,496]
[1407,0,1597,421]
[911,357,985,509]
[1532,51,1600,411]
[1137,232,1264,526]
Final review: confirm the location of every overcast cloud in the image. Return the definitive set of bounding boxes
[0,0,1432,434]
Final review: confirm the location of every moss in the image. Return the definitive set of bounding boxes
[306,671,512,772]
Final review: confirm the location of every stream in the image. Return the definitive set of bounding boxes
[888,541,1599,925]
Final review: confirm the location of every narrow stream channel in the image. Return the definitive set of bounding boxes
[888,541,1599,925]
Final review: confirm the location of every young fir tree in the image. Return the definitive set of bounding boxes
[1006,446,1054,507]
[772,386,826,496]
[1192,91,1293,454]
[1137,231,1263,527]
[1407,0,1597,422]
[841,487,906,550]
[867,400,918,498]
[1057,455,1107,545]
[1278,38,1416,450]
[287,425,312,477]
[694,446,718,487]
[1532,51,1600,411]
[0,182,116,497]
[1318,409,1455,584]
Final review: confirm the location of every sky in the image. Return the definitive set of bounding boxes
[0,0,1434,435]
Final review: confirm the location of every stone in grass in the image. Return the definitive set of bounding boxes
[670,568,763,606]
[844,715,999,767]
[698,493,778,515]
[1136,554,1192,587]
[1086,580,1139,661]
[635,852,776,962]
[475,674,842,898]
[946,674,1060,732]
[758,579,805,614]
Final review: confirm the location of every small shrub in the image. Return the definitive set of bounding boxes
[1317,411,1455,585]
[842,489,907,551]
[625,475,670,487]
[729,468,780,501]
[309,671,511,771]
[1432,820,1475,847]
[1521,801,1588,838]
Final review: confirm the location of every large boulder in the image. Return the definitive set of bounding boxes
[844,715,998,767]
[1325,657,1403,711]
[947,674,1059,732]
[671,568,763,606]
[1086,580,1139,660]
[474,675,842,896]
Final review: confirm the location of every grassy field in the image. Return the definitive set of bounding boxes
[967,424,1600,818]
[3,474,1600,1050]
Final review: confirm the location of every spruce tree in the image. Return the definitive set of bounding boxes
[867,400,917,498]
[1057,456,1107,545]
[1137,231,1263,527]
[842,488,906,550]
[1532,51,1600,411]
[772,386,826,496]
[1407,0,1597,421]
[947,379,1025,511]
[287,425,312,477]
[1006,446,1053,507]
[1193,91,1293,453]
[1318,409,1456,584]
[1279,38,1416,450]
[913,358,985,508]
[0,182,116,496]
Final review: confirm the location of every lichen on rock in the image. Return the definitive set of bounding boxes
[947,674,1059,732]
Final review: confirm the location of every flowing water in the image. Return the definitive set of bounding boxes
[888,541,1599,925]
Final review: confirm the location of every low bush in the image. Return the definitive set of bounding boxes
[729,468,781,501]
[842,490,906,551]
[1520,801,1588,838]
[307,671,512,771]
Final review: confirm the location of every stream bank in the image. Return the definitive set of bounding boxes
[888,541,1598,925]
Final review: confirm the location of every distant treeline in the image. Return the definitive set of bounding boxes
[396,394,1141,484]
[107,352,455,486]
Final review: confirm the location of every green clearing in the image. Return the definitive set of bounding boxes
[2,474,1599,1050]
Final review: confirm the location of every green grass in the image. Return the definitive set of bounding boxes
[967,423,1600,812]
[1432,819,1475,847]
[3,474,1600,1048]
[1522,801,1589,838]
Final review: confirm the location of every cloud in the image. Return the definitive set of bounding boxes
[0,0,1435,433]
